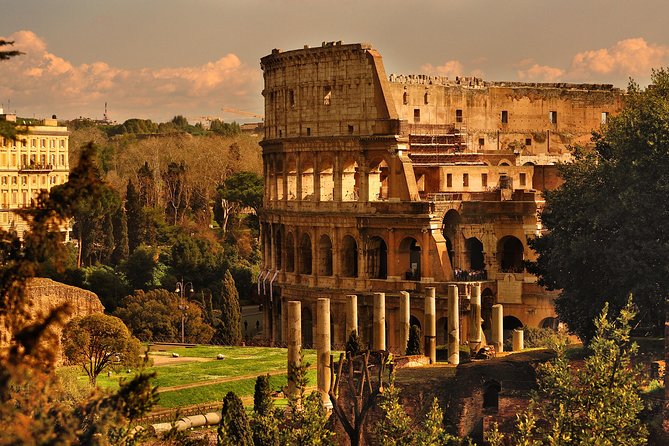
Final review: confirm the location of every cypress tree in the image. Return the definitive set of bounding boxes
[125,179,144,253]
[406,325,422,355]
[217,270,242,345]
[110,205,129,265]
[218,391,252,446]
[253,374,273,416]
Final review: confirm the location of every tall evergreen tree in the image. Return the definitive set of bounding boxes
[218,391,253,446]
[110,205,129,265]
[217,270,242,345]
[406,325,422,355]
[253,374,273,416]
[125,179,144,253]
[101,213,115,264]
[137,161,156,207]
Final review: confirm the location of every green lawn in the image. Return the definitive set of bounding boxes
[61,345,321,409]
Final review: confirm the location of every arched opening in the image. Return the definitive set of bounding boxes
[442,210,461,270]
[341,235,358,277]
[465,237,485,271]
[503,316,523,344]
[481,288,494,334]
[275,158,284,200]
[302,306,313,348]
[299,233,312,275]
[286,156,297,200]
[342,156,360,201]
[300,156,314,200]
[498,236,524,272]
[483,381,501,412]
[368,158,389,201]
[436,316,448,345]
[285,232,295,272]
[409,315,422,330]
[399,236,421,280]
[275,227,283,270]
[319,157,334,201]
[318,234,333,276]
[540,317,559,331]
[367,236,387,279]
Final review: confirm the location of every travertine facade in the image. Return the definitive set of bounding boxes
[259,42,624,351]
[0,112,70,238]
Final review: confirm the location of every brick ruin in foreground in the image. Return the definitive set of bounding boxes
[258,41,624,351]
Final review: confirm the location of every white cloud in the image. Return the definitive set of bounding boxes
[0,30,262,121]
[569,38,669,78]
[516,62,565,82]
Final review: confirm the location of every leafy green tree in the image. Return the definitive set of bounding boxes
[528,70,669,341]
[170,232,224,294]
[210,119,242,137]
[217,270,242,345]
[123,244,164,291]
[115,288,214,344]
[61,313,142,386]
[162,161,189,225]
[494,299,647,445]
[376,383,415,446]
[406,324,422,355]
[82,264,130,312]
[215,171,263,236]
[218,391,253,446]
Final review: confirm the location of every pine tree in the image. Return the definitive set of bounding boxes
[125,179,144,253]
[217,270,242,345]
[218,391,253,446]
[375,383,415,446]
[406,325,422,355]
[110,205,129,265]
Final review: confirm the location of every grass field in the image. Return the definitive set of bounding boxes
[61,345,319,409]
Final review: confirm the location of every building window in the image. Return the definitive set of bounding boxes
[41,139,46,148]
[347,125,354,134]
[289,90,295,108]
[525,138,532,146]
[501,110,508,124]
[482,173,488,188]
[463,173,469,187]
[59,139,65,148]
[279,130,282,138]
[478,138,485,147]
[323,86,332,106]
[601,112,609,124]
[424,92,429,105]
[403,91,408,105]
[520,173,527,187]
[306,127,311,136]
[60,154,65,166]
[456,109,463,123]
[11,177,17,185]
[447,173,452,188]
[549,111,558,124]
[414,109,420,123]
[31,139,36,148]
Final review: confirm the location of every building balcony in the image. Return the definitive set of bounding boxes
[19,163,53,173]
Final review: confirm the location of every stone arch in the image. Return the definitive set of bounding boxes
[409,315,422,330]
[319,155,334,201]
[275,226,283,270]
[442,209,461,269]
[399,236,421,280]
[367,236,387,279]
[299,232,313,275]
[318,234,333,276]
[498,159,512,166]
[503,315,523,344]
[341,155,360,201]
[523,161,535,166]
[300,154,314,200]
[285,231,295,272]
[436,316,448,345]
[483,381,501,412]
[368,157,390,201]
[341,235,358,277]
[302,305,313,348]
[286,155,297,200]
[497,235,524,272]
[275,157,284,200]
[465,237,485,271]
[540,317,559,330]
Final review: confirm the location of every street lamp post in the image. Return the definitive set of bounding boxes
[175,280,194,344]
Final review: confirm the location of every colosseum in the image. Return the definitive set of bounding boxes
[258,41,624,351]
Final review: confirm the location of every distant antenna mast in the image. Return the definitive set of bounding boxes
[104,102,108,122]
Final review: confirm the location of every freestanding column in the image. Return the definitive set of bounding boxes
[424,288,436,363]
[448,285,460,364]
[373,292,386,351]
[492,304,504,353]
[286,301,302,398]
[399,291,411,354]
[469,283,482,352]
[346,294,358,339]
[316,298,331,404]
[512,328,524,351]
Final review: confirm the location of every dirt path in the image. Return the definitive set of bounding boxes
[157,366,317,393]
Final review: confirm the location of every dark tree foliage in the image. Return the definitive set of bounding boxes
[253,374,273,416]
[125,179,145,253]
[345,330,365,356]
[528,69,669,341]
[83,264,130,312]
[170,233,224,295]
[210,119,242,137]
[122,244,163,291]
[220,171,264,214]
[218,391,253,446]
[137,161,157,207]
[406,324,422,355]
[110,204,129,265]
[162,161,189,225]
[217,270,242,345]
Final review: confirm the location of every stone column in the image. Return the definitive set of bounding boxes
[358,165,369,203]
[295,153,302,201]
[492,304,504,353]
[469,283,482,352]
[333,153,342,202]
[512,328,524,351]
[448,284,460,364]
[346,294,358,339]
[316,298,331,403]
[387,228,397,279]
[421,228,432,280]
[373,292,386,351]
[399,291,410,354]
[424,287,437,363]
[286,301,302,398]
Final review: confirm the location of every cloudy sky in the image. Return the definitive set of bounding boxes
[2,0,669,123]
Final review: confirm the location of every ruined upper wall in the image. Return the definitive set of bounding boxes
[261,42,399,140]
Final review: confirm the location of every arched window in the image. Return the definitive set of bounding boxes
[341,235,358,277]
[319,157,334,201]
[285,232,295,272]
[318,234,333,276]
[498,235,524,272]
[368,158,389,201]
[286,156,297,200]
[367,236,387,279]
[341,156,360,202]
[399,237,421,280]
[466,237,485,271]
[299,233,312,275]
[300,155,314,200]
[442,209,461,270]
[275,227,283,270]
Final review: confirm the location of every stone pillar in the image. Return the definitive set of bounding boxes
[512,328,524,351]
[295,154,302,201]
[421,228,431,280]
[333,153,342,202]
[358,165,369,203]
[448,284,460,364]
[492,304,504,353]
[387,228,397,279]
[346,294,358,339]
[316,298,331,403]
[399,291,410,355]
[424,288,437,363]
[373,292,386,351]
[286,301,302,398]
[469,283,483,352]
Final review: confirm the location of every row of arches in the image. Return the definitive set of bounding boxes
[264,152,392,202]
